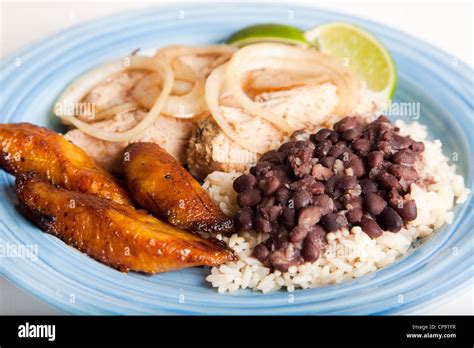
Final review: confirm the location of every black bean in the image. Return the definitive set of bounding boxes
[377,207,403,232]
[376,115,392,123]
[390,134,412,150]
[289,154,312,177]
[387,187,403,208]
[320,213,348,232]
[329,142,350,158]
[274,229,289,249]
[360,178,378,194]
[364,192,387,216]
[367,151,384,169]
[380,129,395,141]
[342,195,363,209]
[333,199,344,211]
[388,164,419,183]
[259,150,285,164]
[275,187,291,205]
[377,172,403,192]
[341,127,362,141]
[257,196,275,209]
[280,207,296,228]
[233,174,257,193]
[289,177,312,191]
[324,175,339,195]
[302,230,322,262]
[394,199,417,221]
[295,144,315,162]
[269,251,292,272]
[334,116,364,133]
[237,189,261,207]
[359,217,383,238]
[272,164,291,183]
[290,225,310,243]
[298,206,322,227]
[311,163,332,180]
[314,139,333,158]
[352,138,372,155]
[328,132,339,144]
[346,156,366,177]
[312,194,334,215]
[308,181,325,195]
[234,207,254,231]
[255,214,272,233]
[278,141,298,153]
[376,141,392,157]
[392,149,415,166]
[254,161,272,177]
[253,244,270,262]
[336,176,358,190]
[310,129,332,142]
[320,156,336,169]
[346,207,363,224]
[292,190,311,210]
[259,205,282,222]
[411,141,425,153]
[261,175,282,195]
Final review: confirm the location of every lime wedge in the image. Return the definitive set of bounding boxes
[305,22,396,99]
[226,24,308,47]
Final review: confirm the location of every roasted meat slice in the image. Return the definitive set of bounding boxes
[0,122,132,205]
[122,142,234,235]
[16,172,235,273]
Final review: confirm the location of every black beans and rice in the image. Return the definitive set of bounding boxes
[233,116,425,271]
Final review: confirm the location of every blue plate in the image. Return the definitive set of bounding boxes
[0,4,472,315]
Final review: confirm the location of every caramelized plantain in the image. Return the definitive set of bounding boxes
[122,142,234,235]
[16,172,235,273]
[0,123,132,205]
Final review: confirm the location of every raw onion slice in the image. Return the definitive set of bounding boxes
[143,45,237,119]
[92,102,140,122]
[225,43,362,132]
[132,72,208,119]
[56,55,173,142]
[206,64,282,154]
[154,45,237,79]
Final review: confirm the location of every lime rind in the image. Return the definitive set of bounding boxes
[305,22,396,99]
[226,23,308,47]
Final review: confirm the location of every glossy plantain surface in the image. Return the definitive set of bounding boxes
[0,123,132,205]
[16,172,235,273]
[123,142,234,235]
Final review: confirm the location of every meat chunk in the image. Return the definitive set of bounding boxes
[187,117,258,180]
[65,109,195,172]
[83,70,147,112]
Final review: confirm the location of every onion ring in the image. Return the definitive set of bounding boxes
[225,43,362,132]
[56,55,173,142]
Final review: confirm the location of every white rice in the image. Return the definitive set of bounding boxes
[204,120,471,293]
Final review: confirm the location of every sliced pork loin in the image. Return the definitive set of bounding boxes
[65,109,195,172]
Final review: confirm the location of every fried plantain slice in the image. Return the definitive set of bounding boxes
[16,172,235,273]
[0,122,132,205]
[122,142,234,235]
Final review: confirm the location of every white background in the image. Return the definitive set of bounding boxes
[0,0,472,315]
